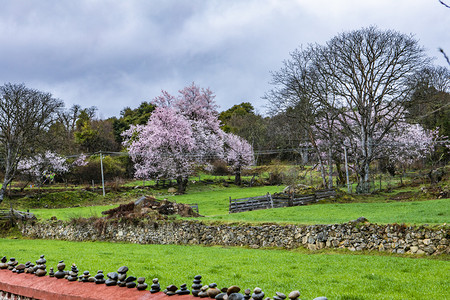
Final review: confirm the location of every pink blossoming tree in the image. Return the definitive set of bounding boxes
[18,151,69,185]
[123,83,226,193]
[224,133,254,185]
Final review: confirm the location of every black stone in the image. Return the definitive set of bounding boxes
[1,256,6,263]
[229,293,244,300]
[215,293,226,300]
[126,282,137,288]
[105,279,117,286]
[107,272,119,281]
[117,266,129,273]
[167,285,178,292]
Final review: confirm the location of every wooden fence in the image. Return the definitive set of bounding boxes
[229,189,336,213]
[0,208,36,222]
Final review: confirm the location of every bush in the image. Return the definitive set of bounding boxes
[67,155,127,184]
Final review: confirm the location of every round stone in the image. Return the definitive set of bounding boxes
[201,285,209,291]
[215,292,226,300]
[276,292,287,299]
[244,289,251,295]
[137,277,145,284]
[288,291,300,299]
[107,272,119,280]
[209,283,218,288]
[153,278,159,283]
[254,288,262,294]
[194,275,202,280]
[126,276,137,282]
[207,288,220,298]
[118,266,129,273]
[227,286,241,295]
[167,284,178,292]
[228,293,244,300]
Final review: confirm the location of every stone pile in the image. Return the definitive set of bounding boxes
[0,254,329,299]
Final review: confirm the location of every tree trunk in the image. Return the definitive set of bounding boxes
[328,146,333,189]
[176,176,188,194]
[234,167,242,186]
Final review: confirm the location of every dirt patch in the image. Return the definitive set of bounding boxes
[101,196,201,220]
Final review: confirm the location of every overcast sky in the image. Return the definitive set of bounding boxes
[1,0,449,118]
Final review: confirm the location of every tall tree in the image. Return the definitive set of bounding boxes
[0,83,63,203]
[267,27,429,193]
[112,101,156,144]
[123,83,224,193]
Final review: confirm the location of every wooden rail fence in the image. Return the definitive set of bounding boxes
[229,189,336,213]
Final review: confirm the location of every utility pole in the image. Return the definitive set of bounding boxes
[100,151,105,197]
[344,146,351,193]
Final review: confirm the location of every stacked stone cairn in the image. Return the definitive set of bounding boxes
[94,270,106,284]
[105,271,119,286]
[192,275,203,296]
[252,287,265,300]
[80,270,91,282]
[13,263,26,274]
[244,288,251,300]
[0,254,329,298]
[67,263,79,281]
[164,284,178,296]
[176,283,191,295]
[117,266,128,287]
[7,257,18,270]
[34,255,47,277]
[54,261,66,279]
[126,275,137,288]
[150,278,161,293]
[227,285,244,300]
[25,261,34,274]
[206,283,220,298]
[48,267,55,277]
[0,257,7,269]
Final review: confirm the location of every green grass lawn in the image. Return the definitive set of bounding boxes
[0,239,448,300]
[199,198,450,225]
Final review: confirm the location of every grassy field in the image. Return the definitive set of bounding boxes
[197,198,450,225]
[1,239,448,300]
[25,184,449,225]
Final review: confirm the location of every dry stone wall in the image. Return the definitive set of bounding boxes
[20,220,449,255]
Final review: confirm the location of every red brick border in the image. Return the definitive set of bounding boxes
[0,270,196,300]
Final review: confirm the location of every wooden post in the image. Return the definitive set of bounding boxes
[269,192,273,209]
[99,152,105,197]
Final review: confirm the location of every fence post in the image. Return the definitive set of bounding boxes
[269,192,273,209]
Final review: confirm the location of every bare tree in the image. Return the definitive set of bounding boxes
[266,27,429,193]
[0,83,63,203]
